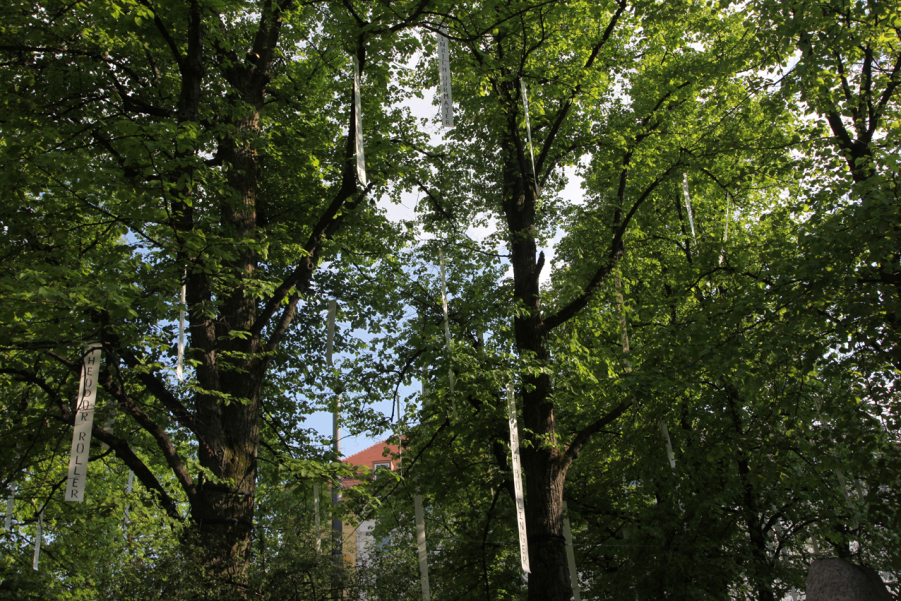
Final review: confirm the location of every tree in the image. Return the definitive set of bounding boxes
[0,0,436,590]
[397,1,807,598]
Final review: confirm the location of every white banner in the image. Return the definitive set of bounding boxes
[353,56,368,186]
[327,299,342,548]
[719,193,731,265]
[437,26,453,128]
[520,79,538,195]
[32,509,42,570]
[177,276,186,381]
[414,493,431,601]
[439,249,456,417]
[506,383,530,574]
[327,300,336,368]
[314,481,321,551]
[5,454,17,530]
[562,502,581,601]
[65,342,103,502]
[681,174,697,241]
[4,483,14,530]
[123,470,135,524]
[658,420,676,470]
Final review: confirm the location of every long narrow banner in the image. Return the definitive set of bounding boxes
[4,482,15,530]
[353,56,368,186]
[681,174,697,241]
[562,502,582,601]
[437,25,453,128]
[438,249,457,417]
[613,271,632,372]
[32,509,42,570]
[5,454,17,530]
[124,469,134,523]
[177,273,186,381]
[65,342,103,502]
[520,79,538,194]
[327,300,340,453]
[327,299,342,555]
[719,193,731,265]
[414,493,431,601]
[658,420,677,470]
[506,383,530,574]
[313,481,321,551]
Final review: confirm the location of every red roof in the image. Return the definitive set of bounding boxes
[340,439,401,488]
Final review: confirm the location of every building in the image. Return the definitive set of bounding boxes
[339,440,401,566]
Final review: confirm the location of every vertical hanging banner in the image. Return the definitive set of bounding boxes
[658,420,676,470]
[562,502,582,601]
[506,383,530,574]
[313,481,321,551]
[177,272,186,381]
[5,454,17,530]
[681,174,697,241]
[414,493,431,601]
[438,249,457,417]
[436,25,454,128]
[4,482,15,530]
[353,56,368,186]
[326,299,343,556]
[124,469,134,523]
[32,509,42,571]
[327,299,340,453]
[613,271,632,372]
[519,79,538,195]
[719,193,731,265]
[65,342,103,502]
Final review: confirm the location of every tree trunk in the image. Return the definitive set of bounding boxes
[726,391,775,601]
[500,116,574,601]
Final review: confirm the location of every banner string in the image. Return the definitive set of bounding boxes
[681,174,697,242]
[438,248,457,418]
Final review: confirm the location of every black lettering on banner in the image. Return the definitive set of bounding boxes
[76,443,85,453]
[78,432,86,441]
